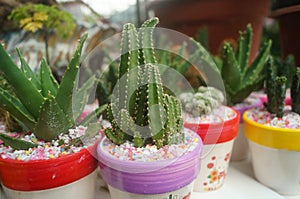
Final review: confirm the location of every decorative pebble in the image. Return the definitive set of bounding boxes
[246,106,300,129]
[0,125,102,160]
[183,106,236,124]
[101,129,199,162]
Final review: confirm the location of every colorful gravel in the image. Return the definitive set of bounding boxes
[246,106,300,129]
[0,125,101,160]
[101,128,199,162]
[183,106,237,124]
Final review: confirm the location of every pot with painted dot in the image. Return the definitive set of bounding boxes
[184,106,239,192]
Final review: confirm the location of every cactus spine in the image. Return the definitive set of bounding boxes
[264,56,287,118]
[105,18,184,148]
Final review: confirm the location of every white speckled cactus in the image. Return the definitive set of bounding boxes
[104,17,184,148]
[179,86,224,117]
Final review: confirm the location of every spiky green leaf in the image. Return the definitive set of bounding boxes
[34,96,73,141]
[0,87,36,130]
[73,75,96,121]
[79,104,108,126]
[55,33,88,121]
[16,48,41,91]
[236,24,252,74]
[0,133,37,150]
[0,43,44,119]
[40,58,59,97]
[221,42,241,91]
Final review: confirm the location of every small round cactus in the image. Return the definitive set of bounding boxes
[179,86,224,117]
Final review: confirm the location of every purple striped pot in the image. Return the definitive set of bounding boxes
[97,129,202,199]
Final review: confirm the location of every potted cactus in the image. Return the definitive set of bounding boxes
[243,56,300,195]
[0,33,104,199]
[213,24,272,161]
[97,17,203,199]
[179,86,239,192]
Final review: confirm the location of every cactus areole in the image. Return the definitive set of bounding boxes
[104,17,185,149]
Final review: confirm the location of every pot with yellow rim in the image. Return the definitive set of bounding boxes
[243,108,300,195]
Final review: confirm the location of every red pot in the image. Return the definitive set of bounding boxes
[184,107,240,145]
[0,145,98,191]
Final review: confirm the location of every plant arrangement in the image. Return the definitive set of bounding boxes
[179,86,239,192]
[0,33,104,199]
[97,17,202,198]
[243,56,300,195]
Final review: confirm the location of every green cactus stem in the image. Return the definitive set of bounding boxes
[104,17,184,148]
[264,56,287,118]
[0,33,103,150]
[291,67,300,114]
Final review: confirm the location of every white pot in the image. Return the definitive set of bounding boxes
[230,124,249,161]
[2,170,96,199]
[108,181,194,199]
[194,140,234,192]
[248,140,300,195]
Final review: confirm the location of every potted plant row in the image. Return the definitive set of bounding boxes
[0,34,105,199]
[97,17,203,199]
[244,56,300,195]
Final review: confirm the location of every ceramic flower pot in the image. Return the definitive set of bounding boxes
[231,95,262,161]
[184,106,239,191]
[97,129,202,199]
[149,0,271,64]
[244,109,300,195]
[0,146,98,199]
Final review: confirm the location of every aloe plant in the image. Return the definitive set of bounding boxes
[0,33,103,150]
[215,24,272,106]
[104,17,184,149]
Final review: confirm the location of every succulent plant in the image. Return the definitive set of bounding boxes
[291,67,300,114]
[104,17,184,149]
[264,56,287,117]
[0,33,103,150]
[179,86,224,117]
[215,24,272,106]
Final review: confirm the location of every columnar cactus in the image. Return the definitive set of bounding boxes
[104,17,184,148]
[0,33,102,149]
[216,24,272,106]
[291,67,300,114]
[264,56,287,118]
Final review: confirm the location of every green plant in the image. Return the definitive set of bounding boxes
[0,33,103,150]
[264,56,287,117]
[104,17,184,149]
[264,55,300,117]
[179,86,224,117]
[291,67,300,114]
[8,3,76,65]
[214,24,272,106]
